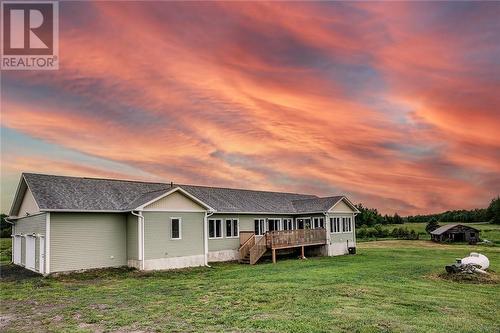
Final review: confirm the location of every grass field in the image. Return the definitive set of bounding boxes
[361,222,500,244]
[0,238,11,263]
[0,240,498,332]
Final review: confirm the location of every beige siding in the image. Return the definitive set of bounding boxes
[17,188,39,217]
[144,191,205,211]
[329,199,355,213]
[50,213,127,273]
[13,213,46,272]
[143,212,205,259]
[126,214,139,260]
[13,213,46,235]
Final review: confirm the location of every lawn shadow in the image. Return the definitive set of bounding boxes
[0,263,40,281]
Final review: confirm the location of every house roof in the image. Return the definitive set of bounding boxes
[430,224,480,235]
[12,173,356,215]
[291,196,345,213]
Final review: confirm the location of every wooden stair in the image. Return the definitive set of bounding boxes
[239,234,267,265]
[239,253,251,264]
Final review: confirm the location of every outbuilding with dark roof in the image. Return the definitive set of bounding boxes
[430,224,480,243]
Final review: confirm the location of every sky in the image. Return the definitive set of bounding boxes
[1,2,499,215]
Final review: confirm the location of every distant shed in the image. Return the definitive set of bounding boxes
[430,224,480,243]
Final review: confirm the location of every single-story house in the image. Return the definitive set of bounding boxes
[430,224,480,243]
[8,173,359,275]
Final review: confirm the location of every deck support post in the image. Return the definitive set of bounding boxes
[301,246,305,259]
[272,249,276,264]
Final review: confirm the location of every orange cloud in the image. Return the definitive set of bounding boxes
[1,2,499,214]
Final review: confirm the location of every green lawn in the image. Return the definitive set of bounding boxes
[0,237,11,263]
[0,241,498,332]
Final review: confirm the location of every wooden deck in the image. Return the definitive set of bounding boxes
[239,229,327,264]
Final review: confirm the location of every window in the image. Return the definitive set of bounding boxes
[267,218,281,232]
[225,219,239,238]
[304,218,312,229]
[342,217,352,233]
[171,218,181,240]
[254,218,265,235]
[330,217,341,233]
[283,218,294,230]
[296,218,311,229]
[313,217,324,229]
[208,219,222,239]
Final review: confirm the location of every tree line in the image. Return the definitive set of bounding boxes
[355,196,500,227]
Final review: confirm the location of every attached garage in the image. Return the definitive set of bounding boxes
[11,213,47,274]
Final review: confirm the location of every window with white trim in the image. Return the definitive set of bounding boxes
[267,218,281,232]
[283,218,294,230]
[296,218,311,229]
[342,217,352,233]
[330,217,341,233]
[225,219,239,238]
[313,217,324,229]
[208,219,222,239]
[254,218,265,235]
[171,217,181,240]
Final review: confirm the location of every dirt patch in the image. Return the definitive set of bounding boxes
[0,314,15,330]
[428,271,499,284]
[0,264,41,281]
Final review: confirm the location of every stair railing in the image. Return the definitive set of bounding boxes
[250,235,267,265]
[239,234,255,261]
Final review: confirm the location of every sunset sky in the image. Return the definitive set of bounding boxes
[1,2,499,215]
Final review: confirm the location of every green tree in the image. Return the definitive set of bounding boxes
[487,196,500,224]
[1,213,12,238]
[425,218,440,233]
[392,213,403,224]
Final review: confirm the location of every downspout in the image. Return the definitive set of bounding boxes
[204,210,214,267]
[324,212,330,256]
[131,210,145,270]
[353,212,358,247]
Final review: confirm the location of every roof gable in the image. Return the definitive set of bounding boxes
[138,187,214,211]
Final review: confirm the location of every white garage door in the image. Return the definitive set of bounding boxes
[13,236,21,264]
[25,236,36,270]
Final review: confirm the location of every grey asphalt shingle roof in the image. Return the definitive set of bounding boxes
[430,224,479,235]
[18,173,348,214]
[291,196,344,213]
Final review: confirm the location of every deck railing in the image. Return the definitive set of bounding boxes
[266,229,327,249]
